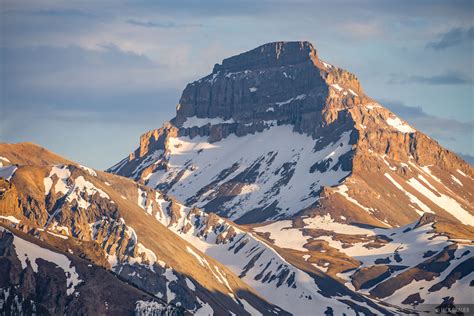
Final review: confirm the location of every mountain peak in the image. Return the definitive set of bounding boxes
[173,40,366,140]
[111,40,473,227]
[212,41,318,73]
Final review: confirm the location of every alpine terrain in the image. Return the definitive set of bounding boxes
[0,41,472,315]
[109,41,474,314]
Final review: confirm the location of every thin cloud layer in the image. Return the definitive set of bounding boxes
[427,26,474,50]
[127,19,203,28]
[387,71,472,85]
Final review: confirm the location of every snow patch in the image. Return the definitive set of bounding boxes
[321,61,332,68]
[451,175,463,186]
[0,165,17,181]
[384,173,433,215]
[0,215,20,224]
[386,117,415,133]
[348,88,358,96]
[407,177,474,225]
[276,94,306,106]
[254,221,308,252]
[304,214,376,235]
[78,165,97,177]
[12,232,82,295]
[335,184,375,214]
[182,116,235,128]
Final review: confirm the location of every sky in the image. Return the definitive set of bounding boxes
[1,0,473,169]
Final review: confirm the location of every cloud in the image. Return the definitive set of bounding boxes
[387,71,472,85]
[0,44,170,95]
[1,43,181,128]
[426,26,474,50]
[126,19,203,28]
[380,99,474,143]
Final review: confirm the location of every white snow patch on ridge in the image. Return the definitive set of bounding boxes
[12,230,82,295]
[78,165,97,176]
[0,215,20,224]
[44,165,71,195]
[186,246,208,267]
[0,165,17,181]
[276,94,306,106]
[321,61,332,68]
[384,173,433,215]
[457,169,467,177]
[182,116,235,128]
[253,221,308,251]
[44,165,109,210]
[406,177,474,225]
[67,176,109,209]
[303,214,376,235]
[386,117,415,133]
[335,184,375,214]
[451,175,463,186]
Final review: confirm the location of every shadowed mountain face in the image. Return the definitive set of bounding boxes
[1,41,473,315]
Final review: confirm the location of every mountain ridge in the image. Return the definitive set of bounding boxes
[0,142,286,315]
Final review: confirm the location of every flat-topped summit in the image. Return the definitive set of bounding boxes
[213,41,318,73]
[172,40,366,141]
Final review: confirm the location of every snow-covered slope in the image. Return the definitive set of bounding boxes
[252,213,474,310]
[146,125,353,222]
[133,191,396,315]
[132,187,474,313]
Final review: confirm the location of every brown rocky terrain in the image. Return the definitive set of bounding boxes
[0,143,285,315]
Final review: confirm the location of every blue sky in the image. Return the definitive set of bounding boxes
[1,0,473,169]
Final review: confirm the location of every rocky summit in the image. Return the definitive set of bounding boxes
[110,41,472,226]
[1,41,473,315]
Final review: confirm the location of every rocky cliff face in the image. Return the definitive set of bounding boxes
[171,41,365,142]
[110,41,473,227]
